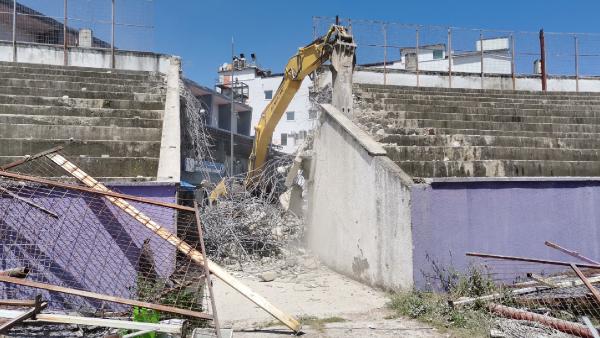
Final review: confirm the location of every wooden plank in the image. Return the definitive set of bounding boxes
[0,299,37,307]
[546,241,600,266]
[0,170,194,212]
[193,201,221,338]
[571,263,600,306]
[0,276,212,320]
[0,309,182,334]
[46,153,301,332]
[0,146,63,171]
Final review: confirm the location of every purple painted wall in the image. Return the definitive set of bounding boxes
[0,183,178,312]
[411,180,600,290]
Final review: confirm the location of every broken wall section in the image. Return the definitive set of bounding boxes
[306,104,414,290]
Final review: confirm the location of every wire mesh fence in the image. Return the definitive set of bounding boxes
[0,0,154,58]
[314,16,600,92]
[0,150,214,323]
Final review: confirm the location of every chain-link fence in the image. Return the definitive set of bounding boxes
[0,0,154,65]
[314,16,600,92]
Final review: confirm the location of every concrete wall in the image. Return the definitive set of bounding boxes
[307,103,414,290]
[0,41,172,73]
[411,178,600,290]
[354,67,600,92]
[0,183,177,311]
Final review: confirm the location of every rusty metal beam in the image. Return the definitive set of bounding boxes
[0,276,212,320]
[571,263,600,306]
[0,186,59,218]
[0,146,64,171]
[545,241,600,266]
[466,252,600,269]
[0,170,194,212]
[490,303,593,338]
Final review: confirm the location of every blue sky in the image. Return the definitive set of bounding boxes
[16,0,600,82]
[153,0,600,84]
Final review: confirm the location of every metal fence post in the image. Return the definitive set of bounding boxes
[12,0,16,62]
[63,0,67,66]
[480,30,484,89]
[111,0,116,69]
[539,29,547,92]
[511,33,516,90]
[575,35,579,92]
[383,23,387,86]
[415,27,420,87]
[448,27,452,88]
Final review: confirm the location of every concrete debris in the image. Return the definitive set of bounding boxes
[258,271,278,282]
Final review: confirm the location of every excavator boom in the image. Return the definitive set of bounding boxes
[245,25,355,187]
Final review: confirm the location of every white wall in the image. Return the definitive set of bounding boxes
[239,72,317,154]
[0,41,173,73]
[307,104,414,290]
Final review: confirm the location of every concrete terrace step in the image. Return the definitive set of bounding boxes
[0,123,161,141]
[3,78,164,94]
[0,156,158,178]
[361,110,600,125]
[0,85,164,101]
[0,104,163,120]
[384,145,600,162]
[0,94,164,110]
[399,159,600,177]
[385,127,600,139]
[377,134,600,150]
[0,138,160,158]
[378,99,600,111]
[359,91,600,103]
[0,72,165,86]
[0,114,162,128]
[0,63,162,80]
[368,103,600,117]
[355,83,600,99]
[394,118,600,134]
[0,61,161,75]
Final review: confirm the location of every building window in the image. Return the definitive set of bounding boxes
[264,90,273,100]
[308,109,317,119]
[433,50,444,60]
[281,133,288,146]
[286,111,295,121]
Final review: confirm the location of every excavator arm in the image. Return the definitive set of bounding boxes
[245,25,355,187]
[209,25,354,202]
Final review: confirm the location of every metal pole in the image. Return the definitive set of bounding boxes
[539,29,547,92]
[480,30,484,89]
[575,35,579,92]
[383,23,387,85]
[448,27,452,88]
[193,202,222,338]
[63,0,67,66]
[415,27,420,87]
[230,37,235,176]
[511,33,516,90]
[12,0,16,62]
[111,0,115,68]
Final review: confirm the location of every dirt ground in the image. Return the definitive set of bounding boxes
[211,252,446,337]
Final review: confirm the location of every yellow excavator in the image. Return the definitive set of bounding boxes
[210,24,355,201]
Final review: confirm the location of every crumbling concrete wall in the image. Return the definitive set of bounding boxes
[307,104,414,290]
[411,178,600,289]
[0,41,172,73]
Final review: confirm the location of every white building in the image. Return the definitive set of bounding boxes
[365,37,512,74]
[217,57,317,154]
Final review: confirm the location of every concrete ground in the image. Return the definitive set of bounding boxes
[211,253,446,337]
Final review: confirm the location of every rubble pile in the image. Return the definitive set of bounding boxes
[202,197,305,263]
